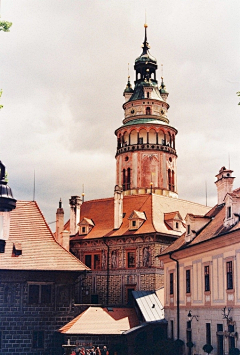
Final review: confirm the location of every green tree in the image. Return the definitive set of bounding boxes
[237,91,240,105]
[0,20,12,32]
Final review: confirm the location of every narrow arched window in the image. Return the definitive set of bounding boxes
[147,92,150,98]
[127,168,131,190]
[171,170,175,191]
[123,169,126,191]
[168,169,171,190]
[146,107,151,115]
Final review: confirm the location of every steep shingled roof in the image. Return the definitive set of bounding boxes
[0,201,88,271]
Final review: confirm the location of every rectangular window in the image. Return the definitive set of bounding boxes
[170,320,174,340]
[85,255,92,268]
[32,331,44,349]
[227,206,231,219]
[29,284,40,304]
[227,261,233,290]
[94,254,101,270]
[127,250,136,268]
[186,269,191,294]
[138,137,143,144]
[28,284,52,304]
[187,225,190,235]
[176,222,179,229]
[82,226,86,233]
[170,272,174,295]
[217,324,224,355]
[84,253,101,270]
[132,220,136,227]
[206,323,211,345]
[205,265,210,292]
[41,284,52,304]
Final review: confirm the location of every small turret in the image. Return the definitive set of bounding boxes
[123,76,134,102]
[160,77,169,102]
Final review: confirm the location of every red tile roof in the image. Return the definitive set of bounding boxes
[0,201,88,271]
[59,306,140,335]
[70,194,210,241]
[159,204,236,255]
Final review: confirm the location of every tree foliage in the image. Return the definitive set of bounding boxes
[237,91,240,105]
[0,21,12,32]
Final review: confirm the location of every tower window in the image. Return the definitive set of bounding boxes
[146,107,151,115]
[147,92,150,98]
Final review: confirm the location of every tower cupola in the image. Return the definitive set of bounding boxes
[123,76,134,102]
[115,25,178,198]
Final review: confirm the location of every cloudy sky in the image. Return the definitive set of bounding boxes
[0,0,239,227]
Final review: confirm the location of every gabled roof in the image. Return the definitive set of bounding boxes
[164,211,182,221]
[58,306,139,335]
[0,201,88,271]
[132,290,164,322]
[128,210,146,220]
[78,217,94,226]
[159,203,239,256]
[70,194,210,241]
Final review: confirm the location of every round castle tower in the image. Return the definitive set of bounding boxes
[115,24,178,198]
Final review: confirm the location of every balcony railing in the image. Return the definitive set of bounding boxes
[116,143,176,157]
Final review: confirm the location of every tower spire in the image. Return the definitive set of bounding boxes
[142,22,150,54]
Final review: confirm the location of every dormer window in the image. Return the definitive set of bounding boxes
[227,206,231,219]
[176,222,179,229]
[78,218,94,235]
[128,210,146,230]
[187,225,190,235]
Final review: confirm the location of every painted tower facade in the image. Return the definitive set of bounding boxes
[115,24,178,198]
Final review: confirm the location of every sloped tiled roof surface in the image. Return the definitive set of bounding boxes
[71,194,210,240]
[59,306,140,335]
[0,201,88,271]
[132,290,164,322]
[160,203,240,255]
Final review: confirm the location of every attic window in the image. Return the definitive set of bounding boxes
[82,226,86,234]
[176,222,179,229]
[132,220,136,227]
[12,243,22,257]
[187,225,190,235]
[227,206,232,219]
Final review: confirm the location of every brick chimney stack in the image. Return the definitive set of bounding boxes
[215,167,235,205]
[55,198,64,245]
[114,185,123,229]
[69,196,82,235]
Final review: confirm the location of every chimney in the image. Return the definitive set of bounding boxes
[55,198,64,245]
[114,185,123,229]
[215,167,235,205]
[62,230,70,251]
[69,196,82,235]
